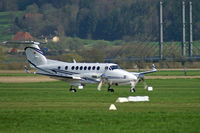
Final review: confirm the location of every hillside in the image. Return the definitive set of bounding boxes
[0,12,12,41]
[1,0,200,41]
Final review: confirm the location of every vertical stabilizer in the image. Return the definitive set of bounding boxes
[25,44,47,67]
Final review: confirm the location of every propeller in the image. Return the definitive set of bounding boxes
[140,77,148,89]
[97,73,108,91]
[97,81,103,91]
[137,74,148,89]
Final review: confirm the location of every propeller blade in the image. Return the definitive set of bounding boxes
[97,72,108,91]
[97,81,103,91]
[143,80,148,89]
[140,78,148,89]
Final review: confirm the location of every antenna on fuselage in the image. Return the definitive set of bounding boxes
[73,59,77,63]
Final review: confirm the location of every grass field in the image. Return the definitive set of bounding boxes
[0,78,200,133]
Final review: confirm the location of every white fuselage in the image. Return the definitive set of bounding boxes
[36,60,137,86]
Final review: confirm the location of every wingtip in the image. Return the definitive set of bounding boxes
[152,64,157,70]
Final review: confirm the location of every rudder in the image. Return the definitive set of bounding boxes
[25,44,47,67]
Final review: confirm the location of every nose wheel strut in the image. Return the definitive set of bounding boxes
[130,88,136,92]
[130,80,139,93]
[107,84,114,92]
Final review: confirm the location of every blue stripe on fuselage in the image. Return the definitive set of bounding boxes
[50,69,79,75]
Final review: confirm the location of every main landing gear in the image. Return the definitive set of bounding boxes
[130,80,137,93]
[130,88,136,93]
[69,86,77,92]
[107,84,114,92]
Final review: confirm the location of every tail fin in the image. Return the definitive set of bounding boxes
[25,44,47,67]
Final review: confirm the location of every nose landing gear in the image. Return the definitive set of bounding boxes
[130,80,138,93]
[130,88,136,92]
[107,84,114,92]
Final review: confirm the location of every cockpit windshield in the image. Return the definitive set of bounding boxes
[110,65,120,70]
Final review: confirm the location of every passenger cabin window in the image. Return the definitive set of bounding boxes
[76,66,79,70]
[88,66,91,70]
[65,66,68,70]
[80,66,83,70]
[71,66,75,70]
[84,66,87,70]
[58,66,61,69]
[92,66,95,70]
[105,66,108,70]
[97,66,100,70]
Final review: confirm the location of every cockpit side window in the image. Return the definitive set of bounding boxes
[110,65,120,70]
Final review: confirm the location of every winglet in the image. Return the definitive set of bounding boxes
[152,64,156,71]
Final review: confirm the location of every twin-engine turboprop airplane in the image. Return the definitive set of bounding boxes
[3,41,157,92]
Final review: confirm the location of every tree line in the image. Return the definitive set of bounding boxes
[1,0,200,41]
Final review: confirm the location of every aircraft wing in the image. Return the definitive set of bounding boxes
[139,69,157,75]
[131,64,157,78]
[36,72,81,80]
[36,70,99,85]
[25,65,82,81]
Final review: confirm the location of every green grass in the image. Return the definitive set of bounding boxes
[0,79,200,133]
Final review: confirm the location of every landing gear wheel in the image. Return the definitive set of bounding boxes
[107,84,114,92]
[108,88,114,92]
[69,88,77,92]
[130,88,136,93]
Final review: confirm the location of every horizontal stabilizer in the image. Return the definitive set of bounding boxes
[2,41,46,45]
